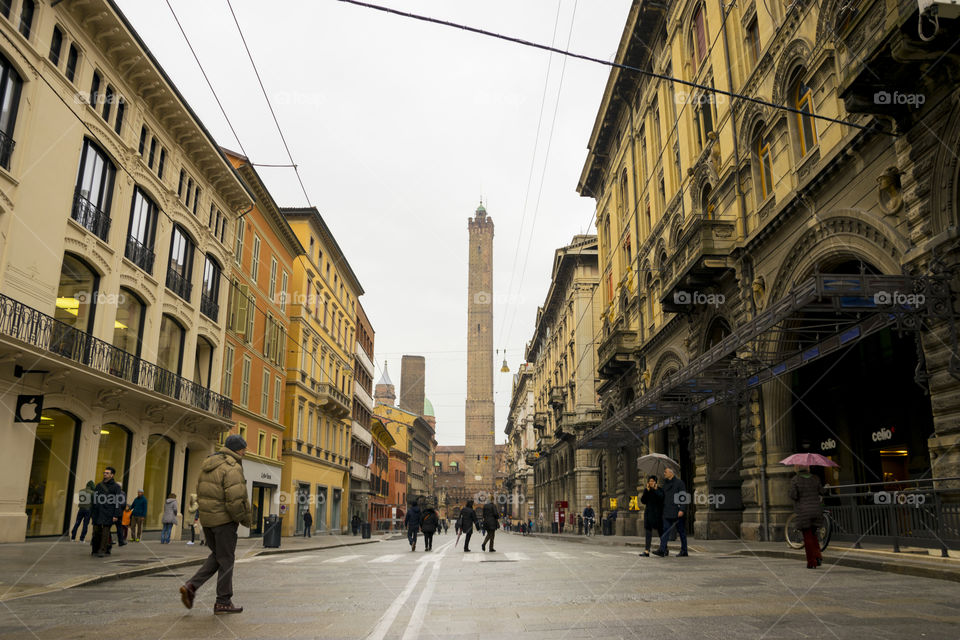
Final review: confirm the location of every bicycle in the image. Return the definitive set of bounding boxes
[785,509,833,552]
[583,517,595,536]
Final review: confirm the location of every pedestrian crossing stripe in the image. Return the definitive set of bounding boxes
[544,551,574,560]
[462,554,481,563]
[276,555,319,564]
[586,551,617,558]
[369,554,403,563]
[324,555,362,563]
[505,552,528,561]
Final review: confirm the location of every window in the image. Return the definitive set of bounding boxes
[147,137,156,169]
[618,169,628,218]
[692,5,707,67]
[751,129,773,203]
[49,26,63,65]
[694,90,715,149]
[269,258,277,300]
[114,99,125,136]
[238,424,247,443]
[273,376,281,421]
[240,356,251,406]
[223,344,235,397]
[234,217,245,265]
[55,254,98,334]
[157,315,185,375]
[296,405,304,440]
[113,288,145,357]
[794,76,818,155]
[280,272,288,311]
[138,126,146,155]
[0,52,22,169]
[193,186,200,214]
[166,225,194,301]
[746,18,760,67]
[18,0,33,39]
[701,184,713,219]
[185,178,193,206]
[89,71,101,112]
[258,431,265,456]
[177,169,185,198]
[126,188,158,273]
[72,139,116,241]
[201,255,221,320]
[194,336,213,389]
[251,235,261,281]
[261,369,270,416]
[65,44,78,82]
[103,85,114,122]
[270,436,278,459]
[0,0,9,18]
[157,148,166,179]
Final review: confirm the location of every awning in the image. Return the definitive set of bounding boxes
[578,272,953,449]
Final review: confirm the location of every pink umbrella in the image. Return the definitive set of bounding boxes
[780,453,839,468]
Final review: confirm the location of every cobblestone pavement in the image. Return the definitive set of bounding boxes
[2,533,958,639]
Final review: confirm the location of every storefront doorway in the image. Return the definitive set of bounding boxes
[316,485,328,531]
[250,483,273,535]
[295,483,310,535]
[331,488,342,531]
[26,410,80,537]
[144,434,174,529]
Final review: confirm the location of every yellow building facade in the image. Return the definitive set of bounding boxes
[279,207,363,535]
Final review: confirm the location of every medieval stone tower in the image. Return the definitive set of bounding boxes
[465,202,495,498]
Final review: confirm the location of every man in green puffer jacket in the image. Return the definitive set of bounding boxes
[179,435,252,615]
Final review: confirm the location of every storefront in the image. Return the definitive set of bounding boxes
[241,458,281,537]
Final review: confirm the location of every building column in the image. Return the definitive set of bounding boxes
[921,318,960,487]
[0,382,38,542]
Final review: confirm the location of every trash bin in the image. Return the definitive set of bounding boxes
[551,522,559,534]
[361,522,371,539]
[263,514,282,548]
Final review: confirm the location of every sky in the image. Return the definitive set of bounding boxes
[115,0,633,446]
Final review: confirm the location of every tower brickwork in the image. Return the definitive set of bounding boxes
[465,203,495,499]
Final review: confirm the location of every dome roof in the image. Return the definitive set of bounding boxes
[423,397,435,417]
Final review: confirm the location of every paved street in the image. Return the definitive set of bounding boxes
[2,533,958,639]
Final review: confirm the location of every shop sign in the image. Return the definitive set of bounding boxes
[15,395,43,423]
[820,438,837,451]
[260,472,273,480]
[871,427,894,442]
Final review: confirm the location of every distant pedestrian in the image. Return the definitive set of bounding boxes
[583,505,595,535]
[639,475,664,557]
[71,480,95,542]
[120,504,133,545]
[303,510,313,538]
[653,467,688,557]
[130,490,147,541]
[420,506,439,551]
[577,514,583,535]
[558,511,565,534]
[90,467,122,557]
[788,465,826,569]
[457,499,480,552]
[179,435,252,615]
[442,519,449,535]
[161,493,178,544]
[404,500,421,551]
[481,501,499,552]
[187,494,200,545]
[352,514,361,536]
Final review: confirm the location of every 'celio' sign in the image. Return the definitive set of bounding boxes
[871,428,895,442]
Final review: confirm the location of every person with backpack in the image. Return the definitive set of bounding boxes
[457,500,480,552]
[420,506,439,551]
[71,480,95,542]
[404,500,421,551]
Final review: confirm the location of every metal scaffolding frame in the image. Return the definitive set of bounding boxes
[578,272,957,449]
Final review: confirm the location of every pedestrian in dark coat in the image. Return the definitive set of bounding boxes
[71,480,95,542]
[653,467,688,557]
[351,514,361,536]
[481,500,499,552]
[788,466,827,568]
[442,519,448,534]
[404,500,422,551]
[420,507,439,551]
[303,511,313,537]
[457,500,480,552]
[90,467,122,557]
[639,475,664,556]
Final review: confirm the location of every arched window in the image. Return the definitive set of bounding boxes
[201,255,221,320]
[691,4,707,68]
[157,314,185,375]
[55,253,98,334]
[194,336,214,389]
[113,287,145,357]
[0,51,23,169]
[753,123,773,202]
[792,71,818,156]
[700,184,713,219]
[619,168,629,217]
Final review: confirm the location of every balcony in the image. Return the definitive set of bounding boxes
[125,235,155,274]
[70,191,111,241]
[200,292,218,321]
[660,214,736,313]
[165,267,192,302]
[597,323,639,378]
[350,461,371,482]
[549,386,566,409]
[318,382,351,418]
[355,341,374,376]
[533,411,548,429]
[354,381,374,412]
[0,129,15,170]
[352,419,372,446]
[0,293,232,418]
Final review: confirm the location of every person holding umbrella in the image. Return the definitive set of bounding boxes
[653,467,688,557]
[639,475,664,557]
[785,460,830,569]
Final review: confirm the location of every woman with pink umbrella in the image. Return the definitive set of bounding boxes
[782,453,837,569]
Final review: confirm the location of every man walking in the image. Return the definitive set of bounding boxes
[90,467,122,557]
[179,435,252,615]
[303,510,313,538]
[457,499,479,552]
[653,467,688,557]
[71,480,95,542]
[420,505,438,551]
[481,500,499,552]
[130,490,147,542]
[404,499,421,551]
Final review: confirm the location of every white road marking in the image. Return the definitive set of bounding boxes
[462,553,481,563]
[586,551,617,558]
[324,554,362,563]
[401,542,452,640]
[545,551,574,560]
[368,554,402,563]
[275,555,319,564]
[505,552,529,561]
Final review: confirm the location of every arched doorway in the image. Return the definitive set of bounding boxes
[96,423,131,492]
[144,434,174,528]
[26,410,80,536]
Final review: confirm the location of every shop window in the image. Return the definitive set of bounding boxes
[96,423,131,491]
[26,410,79,536]
[144,434,173,528]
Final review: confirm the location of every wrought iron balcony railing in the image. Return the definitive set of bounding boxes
[70,191,111,241]
[165,267,192,302]
[0,130,15,170]
[0,293,232,418]
[125,235,155,275]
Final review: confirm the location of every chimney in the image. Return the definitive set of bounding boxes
[399,355,425,416]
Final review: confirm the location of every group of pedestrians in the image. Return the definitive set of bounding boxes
[632,467,688,558]
[402,501,449,551]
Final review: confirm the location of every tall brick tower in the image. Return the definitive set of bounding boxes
[465,202,495,498]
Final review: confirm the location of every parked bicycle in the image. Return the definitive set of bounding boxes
[785,509,833,551]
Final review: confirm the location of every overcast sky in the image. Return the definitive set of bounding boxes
[116,0,632,446]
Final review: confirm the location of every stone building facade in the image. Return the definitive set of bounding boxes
[349,301,376,524]
[504,363,536,524]
[0,0,250,542]
[523,236,603,530]
[577,0,960,541]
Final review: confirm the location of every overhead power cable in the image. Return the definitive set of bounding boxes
[334,0,882,133]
